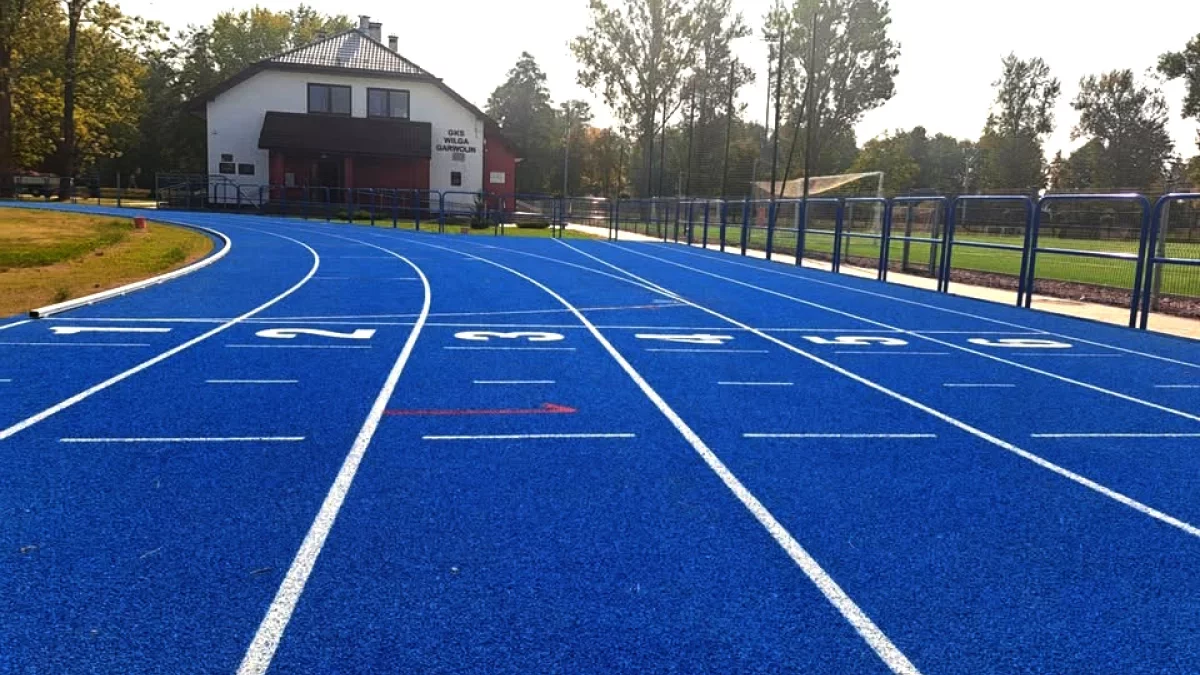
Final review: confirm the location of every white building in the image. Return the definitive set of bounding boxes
[194,16,517,206]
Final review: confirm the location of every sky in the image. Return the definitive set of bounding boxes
[119,0,1200,160]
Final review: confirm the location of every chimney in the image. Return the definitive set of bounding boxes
[388,35,398,52]
[358,15,370,32]
[368,22,382,42]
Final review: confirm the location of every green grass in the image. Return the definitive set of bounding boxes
[616,219,1200,298]
[0,208,213,315]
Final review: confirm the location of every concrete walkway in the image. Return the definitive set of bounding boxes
[568,222,1200,341]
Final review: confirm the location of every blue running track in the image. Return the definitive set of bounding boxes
[2,204,1199,674]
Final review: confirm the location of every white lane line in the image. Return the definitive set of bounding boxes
[564,241,1200,541]
[1155,384,1200,389]
[384,277,419,281]
[943,383,1016,388]
[424,433,635,441]
[745,433,938,439]
[206,379,299,384]
[443,243,922,675]
[668,244,1200,371]
[0,319,32,331]
[60,437,305,443]
[0,231,321,443]
[443,346,576,351]
[238,236,431,675]
[612,245,1200,427]
[312,276,351,280]
[473,380,556,385]
[1032,433,1200,439]
[225,344,372,350]
[835,351,950,356]
[44,317,228,323]
[49,326,172,334]
[1013,354,1122,358]
[0,342,151,347]
[0,379,12,383]
[912,330,1042,335]
[646,348,771,353]
[718,381,794,386]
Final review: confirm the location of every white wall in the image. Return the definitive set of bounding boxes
[206,69,485,205]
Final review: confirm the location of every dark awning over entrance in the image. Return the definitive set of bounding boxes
[257,111,431,158]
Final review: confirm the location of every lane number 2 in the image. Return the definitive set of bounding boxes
[256,328,377,340]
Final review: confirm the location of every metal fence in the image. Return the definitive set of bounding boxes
[603,191,1200,329]
[12,176,1200,329]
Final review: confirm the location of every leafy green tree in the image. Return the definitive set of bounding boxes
[849,126,971,195]
[849,130,918,194]
[485,52,558,193]
[203,5,351,77]
[572,0,704,196]
[0,0,31,195]
[1070,69,1173,190]
[1159,33,1200,173]
[978,54,1060,192]
[770,0,899,182]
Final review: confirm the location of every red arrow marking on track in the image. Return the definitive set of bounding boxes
[384,403,577,416]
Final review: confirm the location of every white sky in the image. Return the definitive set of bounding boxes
[120,0,1200,159]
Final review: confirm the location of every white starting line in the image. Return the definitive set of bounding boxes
[835,351,950,356]
[1031,432,1200,439]
[0,342,151,347]
[1154,384,1200,389]
[59,436,306,443]
[719,381,795,387]
[646,348,771,354]
[943,383,1017,389]
[207,379,299,385]
[744,433,939,439]
[472,380,556,385]
[226,344,373,350]
[423,433,636,441]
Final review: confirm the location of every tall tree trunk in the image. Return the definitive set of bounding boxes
[57,0,84,200]
[0,0,27,198]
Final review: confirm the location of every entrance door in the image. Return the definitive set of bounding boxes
[317,158,342,189]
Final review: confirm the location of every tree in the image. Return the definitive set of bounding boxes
[849,126,971,195]
[1159,33,1200,122]
[1159,33,1200,171]
[848,130,918,194]
[771,0,899,182]
[203,5,350,77]
[0,0,30,196]
[978,54,1060,192]
[1070,69,1174,190]
[572,0,704,196]
[56,0,87,198]
[485,52,558,193]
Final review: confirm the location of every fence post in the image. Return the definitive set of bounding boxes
[116,172,122,207]
[1129,196,1154,328]
[719,201,728,252]
[613,198,620,241]
[765,201,777,260]
[795,200,807,266]
[1148,199,1169,314]
[438,193,446,233]
[831,200,845,273]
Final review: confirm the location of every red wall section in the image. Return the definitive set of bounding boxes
[483,130,517,196]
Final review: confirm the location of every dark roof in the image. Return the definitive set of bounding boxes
[258,111,431,158]
[269,29,431,76]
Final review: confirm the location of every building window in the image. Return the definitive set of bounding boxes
[308,83,351,116]
[367,88,409,119]
[237,163,255,176]
[220,153,234,162]
[218,162,236,174]
[451,171,462,187]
